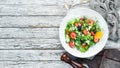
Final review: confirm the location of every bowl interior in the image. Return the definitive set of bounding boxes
[59,7,109,58]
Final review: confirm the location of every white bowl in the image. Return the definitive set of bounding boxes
[59,7,109,58]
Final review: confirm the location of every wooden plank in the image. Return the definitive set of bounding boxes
[0,59,119,68]
[0,28,59,39]
[0,50,65,60]
[0,0,73,5]
[1,28,120,39]
[76,56,102,68]
[0,61,72,68]
[0,39,63,50]
[0,16,120,28]
[0,39,120,50]
[0,16,63,28]
[106,49,120,62]
[0,5,66,15]
[1,2,119,16]
[103,59,120,68]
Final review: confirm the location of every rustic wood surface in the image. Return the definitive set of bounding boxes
[0,0,120,68]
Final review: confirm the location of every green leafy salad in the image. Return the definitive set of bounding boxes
[65,16,103,52]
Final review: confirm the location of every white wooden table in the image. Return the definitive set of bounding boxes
[0,0,120,68]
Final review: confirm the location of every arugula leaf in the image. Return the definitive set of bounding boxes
[89,41,95,46]
[76,45,86,52]
[85,45,89,51]
[75,37,81,46]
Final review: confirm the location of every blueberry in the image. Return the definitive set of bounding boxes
[80,39,84,44]
[77,26,82,31]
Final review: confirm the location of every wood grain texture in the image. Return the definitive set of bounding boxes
[0,39,120,50]
[0,50,65,60]
[103,59,120,68]
[106,49,120,62]
[0,16,63,28]
[1,28,120,39]
[0,61,72,68]
[0,5,66,15]
[0,39,62,50]
[0,59,119,68]
[0,0,73,5]
[0,28,59,39]
[0,0,119,68]
[0,16,120,28]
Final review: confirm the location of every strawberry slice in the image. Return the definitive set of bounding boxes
[74,22,79,27]
[69,41,75,48]
[70,32,77,39]
[88,19,94,26]
[80,18,85,21]
[94,36,99,43]
[83,29,88,35]
[90,31,95,36]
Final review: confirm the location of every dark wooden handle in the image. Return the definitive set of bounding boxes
[61,53,86,68]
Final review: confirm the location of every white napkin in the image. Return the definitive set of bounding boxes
[90,0,119,41]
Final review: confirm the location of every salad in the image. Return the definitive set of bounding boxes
[65,16,103,52]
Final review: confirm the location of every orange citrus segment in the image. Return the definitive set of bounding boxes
[95,31,103,39]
